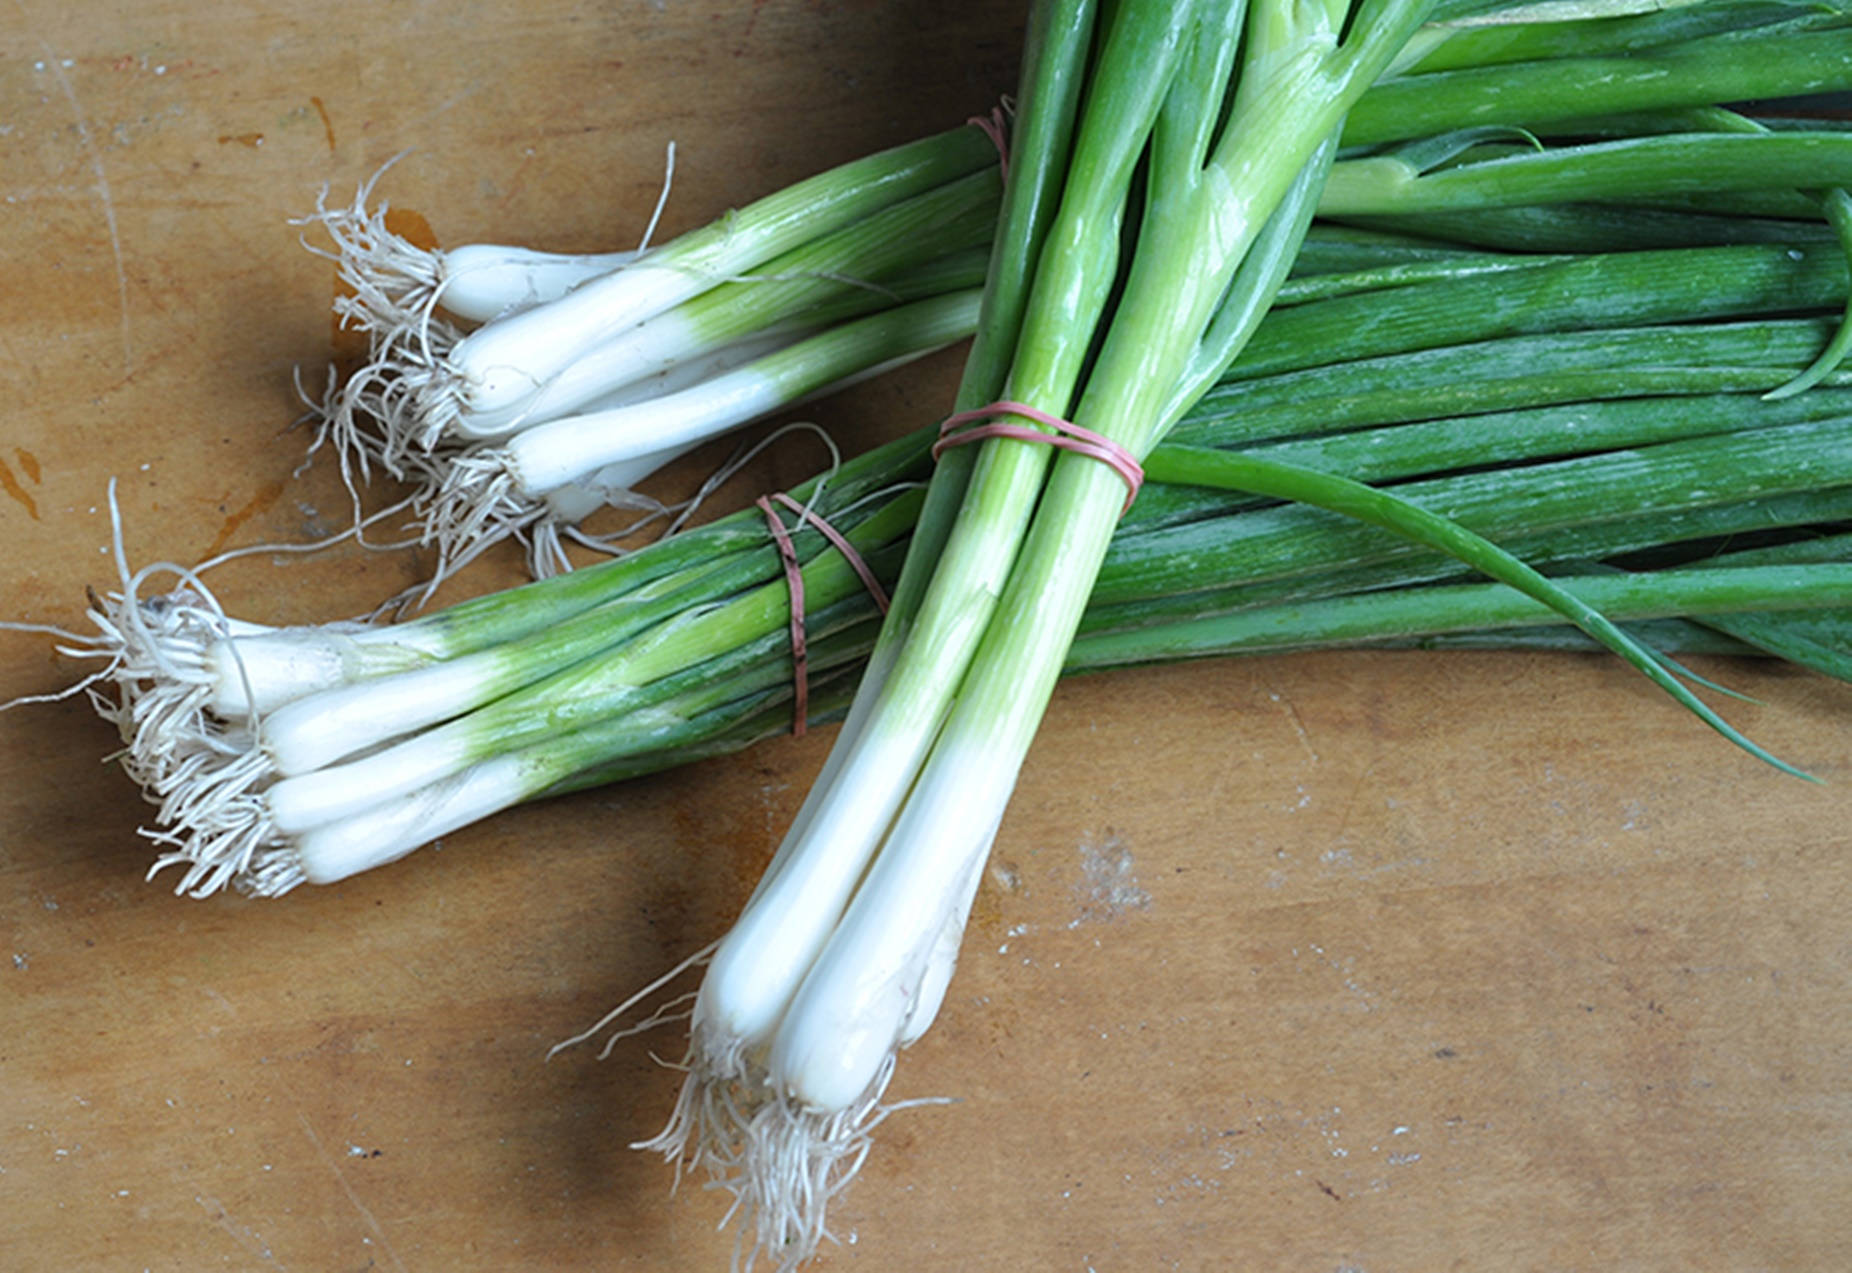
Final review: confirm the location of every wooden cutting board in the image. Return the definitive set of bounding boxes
[3,3,1848,1269]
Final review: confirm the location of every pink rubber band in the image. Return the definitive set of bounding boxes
[757,496,809,736]
[756,493,892,738]
[932,400,1145,514]
[768,492,891,615]
[967,105,1010,183]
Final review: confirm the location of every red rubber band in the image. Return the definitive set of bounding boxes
[768,493,890,615]
[757,496,809,736]
[967,104,1010,183]
[756,493,892,737]
[932,399,1145,514]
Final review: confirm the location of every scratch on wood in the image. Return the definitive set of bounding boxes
[310,95,336,151]
[296,1114,408,1273]
[42,48,133,379]
[1269,688,1320,765]
[196,1193,286,1267]
[205,479,288,557]
[1071,831,1150,926]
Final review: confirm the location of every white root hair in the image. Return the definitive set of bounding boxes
[63,592,289,897]
[294,156,444,353]
[295,160,478,472]
[82,580,320,897]
[297,316,466,485]
[405,448,675,588]
[78,569,342,896]
[548,940,719,1060]
[636,1028,908,1273]
[416,447,542,577]
[549,941,924,1269]
[239,841,314,898]
[105,504,302,896]
[140,746,288,897]
[4,483,316,897]
[90,580,308,896]
[424,418,841,584]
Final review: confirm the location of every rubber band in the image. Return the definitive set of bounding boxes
[967,105,1010,183]
[767,493,891,614]
[932,400,1145,513]
[756,493,892,737]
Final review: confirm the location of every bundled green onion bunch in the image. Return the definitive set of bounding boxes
[82,229,1852,900]
[648,3,1852,1262]
[54,0,1852,1266]
[304,129,1004,581]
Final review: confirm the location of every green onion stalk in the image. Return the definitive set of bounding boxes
[52,228,1852,1263]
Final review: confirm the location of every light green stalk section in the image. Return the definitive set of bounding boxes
[833,0,1098,670]
[665,169,1001,349]
[452,487,925,766]
[1397,0,1831,75]
[1067,565,1852,666]
[1321,132,1852,216]
[741,290,983,409]
[639,125,1001,281]
[868,0,1196,711]
[505,288,983,495]
[1346,21,1852,145]
[931,0,1437,802]
[785,0,1195,803]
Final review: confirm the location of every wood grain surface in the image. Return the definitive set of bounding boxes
[3,3,1849,1270]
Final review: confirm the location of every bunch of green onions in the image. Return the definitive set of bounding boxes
[637,0,1852,1264]
[305,129,1003,579]
[41,0,1852,1266]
